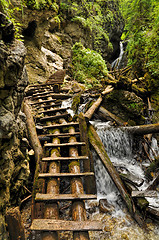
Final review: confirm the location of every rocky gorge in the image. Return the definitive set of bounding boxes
[0,0,159,239]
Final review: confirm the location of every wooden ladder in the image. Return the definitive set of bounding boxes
[25,84,102,239]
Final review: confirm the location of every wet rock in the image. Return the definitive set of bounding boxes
[99,199,114,213]
[0,12,15,43]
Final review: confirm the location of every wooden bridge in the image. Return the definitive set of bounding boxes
[24,82,102,240]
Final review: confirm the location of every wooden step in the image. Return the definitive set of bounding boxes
[132,190,159,198]
[43,122,79,129]
[42,156,89,161]
[32,90,54,97]
[39,107,68,114]
[29,82,62,88]
[33,93,72,100]
[40,113,70,122]
[38,172,94,178]
[44,142,85,148]
[35,193,97,201]
[36,103,62,110]
[30,99,61,105]
[30,219,102,231]
[38,132,80,140]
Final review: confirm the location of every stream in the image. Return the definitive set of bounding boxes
[87,120,159,240]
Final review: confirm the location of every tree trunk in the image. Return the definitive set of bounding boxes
[84,85,113,121]
[78,112,96,194]
[6,207,25,240]
[98,106,126,126]
[120,123,159,135]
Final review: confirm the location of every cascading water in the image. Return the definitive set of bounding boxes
[111,41,124,69]
[88,121,159,240]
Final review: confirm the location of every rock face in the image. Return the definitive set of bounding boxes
[0,35,29,239]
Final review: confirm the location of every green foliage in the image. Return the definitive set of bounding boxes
[59,0,119,55]
[0,0,24,40]
[119,0,159,91]
[24,0,58,11]
[72,42,108,88]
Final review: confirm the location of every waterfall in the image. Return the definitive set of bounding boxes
[91,121,159,217]
[111,41,124,69]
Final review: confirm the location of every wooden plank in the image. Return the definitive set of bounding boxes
[44,142,85,148]
[36,103,62,110]
[32,93,72,100]
[40,113,70,122]
[38,172,94,178]
[32,90,55,97]
[38,132,80,139]
[43,122,79,129]
[35,193,97,201]
[29,99,59,105]
[30,219,102,231]
[132,190,159,198]
[42,156,89,161]
[39,107,68,114]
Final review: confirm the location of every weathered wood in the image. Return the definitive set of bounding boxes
[36,103,62,110]
[33,93,72,100]
[42,156,88,161]
[31,219,102,231]
[6,207,25,240]
[22,101,43,162]
[41,126,61,240]
[146,174,159,191]
[44,142,85,148]
[120,123,159,135]
[38,132,80,139]
[43,122,79,129]
[40,113,70,122]
[59,118,90,240]
[132,190,159,198]
[38,172,94,178]
[30,99,61,105]
[88,123,145,227]
[147,206,159,219]
[35,193,97,201]
[98,106,126,126]
[79,112,96,194]
[39,107,68,114]
[22,101,44,221]
[84,85,113,120]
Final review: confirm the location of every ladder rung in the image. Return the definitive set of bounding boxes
[35,193,97,201]
[29,99,61,105]
[41,156,88,161]
[40,113,70,122]
[36,103,62,109]
[38,132,80,140]
[39,107,68,114]
[43,122,79,129]
[38,172,94,178]
[30,219,102,231]
[44,142,85,148]
[33,93,72,100]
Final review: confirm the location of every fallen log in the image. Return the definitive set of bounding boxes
[120,123,159,135]
[78,112,96,194]
[88,123,145,227]
[22,101,43,162]
[98,106,126,126]
[84,85,113,121]
[6,207,25,240]
[146,174,159,191]
[132,190,159,198]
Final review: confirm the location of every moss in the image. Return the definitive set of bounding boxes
[71,93,81,114]
[68,160,80,172]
